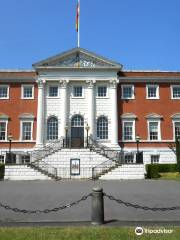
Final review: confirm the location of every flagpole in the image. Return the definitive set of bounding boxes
[78,0,80,48]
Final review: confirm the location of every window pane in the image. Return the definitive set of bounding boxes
[124,122,133,140]
[74,86,82,97]
[0,122,6,140]
[98,86,107,97]
[97,117,108,139]
[175,122,180,139]
[0,155,4,163]
[149,122,158,140]
[0,87,8,98]
[71,115,84,127]
[22,122,32,140]
[125,153,134,163]
[151,155,159,164]
[23,86,33,98]
[47,117,58,140]
[173,87,180,98]
[148,86,157,98]
[122,86,133,99]
[49,86,58,97]
[21,155,30,164]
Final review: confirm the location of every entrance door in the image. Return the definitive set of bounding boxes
[71,115,84,148]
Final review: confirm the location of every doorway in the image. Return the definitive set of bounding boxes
[71,115,84,148]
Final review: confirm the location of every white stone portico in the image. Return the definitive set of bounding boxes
[33,48,122,149]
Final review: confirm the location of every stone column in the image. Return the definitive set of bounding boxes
[60,79,69,138]
[86,79,96,138]
[110,78,119,148]
[35,79,46,148]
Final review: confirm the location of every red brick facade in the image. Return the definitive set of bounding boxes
[0,72,37,149]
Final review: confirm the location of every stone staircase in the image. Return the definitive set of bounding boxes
[4,165,51,180]
[99,164,145,180]
[41,148,111,179]
[4,139,145,180]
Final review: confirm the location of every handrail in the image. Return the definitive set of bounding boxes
[89,136,122,162]
[92,159,117,179]
[29,138,64,162]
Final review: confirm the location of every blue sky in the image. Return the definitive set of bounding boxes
[0,0,180,70]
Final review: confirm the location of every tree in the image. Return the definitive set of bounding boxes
[176,138,180,173]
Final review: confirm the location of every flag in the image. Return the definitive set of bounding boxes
[76,0,80,32]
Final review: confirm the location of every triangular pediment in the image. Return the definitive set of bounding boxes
[33,48,123,70]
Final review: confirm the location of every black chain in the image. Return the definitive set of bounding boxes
[0,194,91,214]
[1,192,180,214]
[104,193,180,211]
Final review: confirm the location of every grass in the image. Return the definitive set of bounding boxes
[0,227,180,240]
[159,172,180,181]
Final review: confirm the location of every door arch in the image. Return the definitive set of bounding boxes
[71,115,84,148]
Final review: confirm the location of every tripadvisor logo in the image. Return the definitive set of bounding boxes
[135,227,144,236]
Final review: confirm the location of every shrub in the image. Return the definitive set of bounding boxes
[158,164,177,173]
[146,164,160,179]
[146,164,178,179]
[0,164,5,180]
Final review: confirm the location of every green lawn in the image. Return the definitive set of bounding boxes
[159,172,180,181]
[0,227,179,240]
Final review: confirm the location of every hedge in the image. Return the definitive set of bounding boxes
[0,164,5,180]
[146,164,177,179]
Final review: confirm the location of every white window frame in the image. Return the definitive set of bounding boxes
[148,120,161,141]
[20,120,33,141]
[171,85,180,99]
[151,155,160,164]
[0,120,8,141]
[47,85,59,98]
[173,120,180,141]
[122,120,135,141]
[21,85,34,99]
[72,85,84,98]
[146,84,159,99]
[121,85,135,99]
[96,85,108,98]
[0,85,9,99]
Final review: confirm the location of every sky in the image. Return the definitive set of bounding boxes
[0,0,180,70]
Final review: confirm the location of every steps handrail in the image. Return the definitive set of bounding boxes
[29,138,64,162]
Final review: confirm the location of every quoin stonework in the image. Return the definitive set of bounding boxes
[1,48,179,180]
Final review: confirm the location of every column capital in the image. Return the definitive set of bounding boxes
[109,78,119,88]
[36,78,46,88]
[59,78,69,88]
[86,79,96,88]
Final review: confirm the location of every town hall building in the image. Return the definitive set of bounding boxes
[1,48,180,180]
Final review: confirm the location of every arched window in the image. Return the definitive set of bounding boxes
[97,116,108,139]
[71,115,84,127]
[47,117,58,140]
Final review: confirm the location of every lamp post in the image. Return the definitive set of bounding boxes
[135,135,141,154]
[65,125,68,148]
[85,124,90,148]
[8,133,13,163]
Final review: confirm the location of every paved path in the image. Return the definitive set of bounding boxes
[0,180,180,223]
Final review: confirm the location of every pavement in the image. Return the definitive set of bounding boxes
[0,180,180,226]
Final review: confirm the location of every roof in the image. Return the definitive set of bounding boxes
[32,47,123,70]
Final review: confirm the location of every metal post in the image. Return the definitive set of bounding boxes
[91,187,104,225]
[87,128,89,148]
